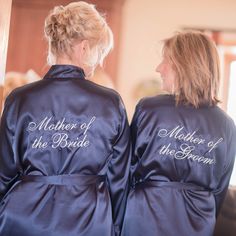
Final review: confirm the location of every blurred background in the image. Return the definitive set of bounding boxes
[0,0,236,234]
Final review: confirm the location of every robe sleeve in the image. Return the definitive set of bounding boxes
[107,97,131,236]
[0,96,20,201]
[214,122,236,217]
[130,100,147,179]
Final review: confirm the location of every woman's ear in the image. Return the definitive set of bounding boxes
[81,40,90,55]
[73,40,93,68]
[73,40,90,59]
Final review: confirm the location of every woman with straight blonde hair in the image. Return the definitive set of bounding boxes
[122,31,236,236]
[0,2,130,236]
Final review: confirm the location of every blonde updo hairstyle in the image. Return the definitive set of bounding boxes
[163,31,220,108]
[44,1,113,66]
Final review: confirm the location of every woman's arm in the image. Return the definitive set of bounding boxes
[0,96,20,201]
[107,98,131,236]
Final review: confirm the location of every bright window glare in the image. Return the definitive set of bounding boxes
[228,61,236,185]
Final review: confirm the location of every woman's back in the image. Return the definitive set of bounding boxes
[0,65,130,236]
[122,94,236,236]
[132,95,233,187]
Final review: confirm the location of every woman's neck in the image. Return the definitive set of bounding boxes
[55,57,92,79]
[56,57,78,67]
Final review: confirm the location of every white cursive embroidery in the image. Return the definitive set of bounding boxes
[28,117,77,132]
[157,126,223,165]
[28,116,96,149]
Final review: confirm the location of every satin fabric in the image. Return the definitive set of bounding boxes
[122,95,236,236]
[0,65,131,236]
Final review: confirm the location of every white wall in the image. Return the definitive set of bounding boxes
[117,0,236,119]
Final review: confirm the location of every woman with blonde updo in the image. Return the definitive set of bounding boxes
[122,31,236,236]
[0,2,130,236]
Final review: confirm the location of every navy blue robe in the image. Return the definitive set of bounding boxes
[0,65,131,236]
[122,95,236,236]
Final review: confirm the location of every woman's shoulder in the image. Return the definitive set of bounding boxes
[136,94,175,111]
[4,80,47,105]
[83,79,124,108]
[85,79,120,98]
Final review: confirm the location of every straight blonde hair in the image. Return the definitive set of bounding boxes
[163,31,220,108]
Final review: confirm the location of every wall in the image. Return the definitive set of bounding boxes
[6,0,125,81]
[117,0,236,118]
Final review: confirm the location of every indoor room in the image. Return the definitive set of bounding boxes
[0,0,236,235]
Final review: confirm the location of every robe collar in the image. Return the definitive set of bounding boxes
[43,65,86,80]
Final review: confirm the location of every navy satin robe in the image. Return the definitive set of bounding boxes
[122,95,236,236]
[0,65,131,236]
